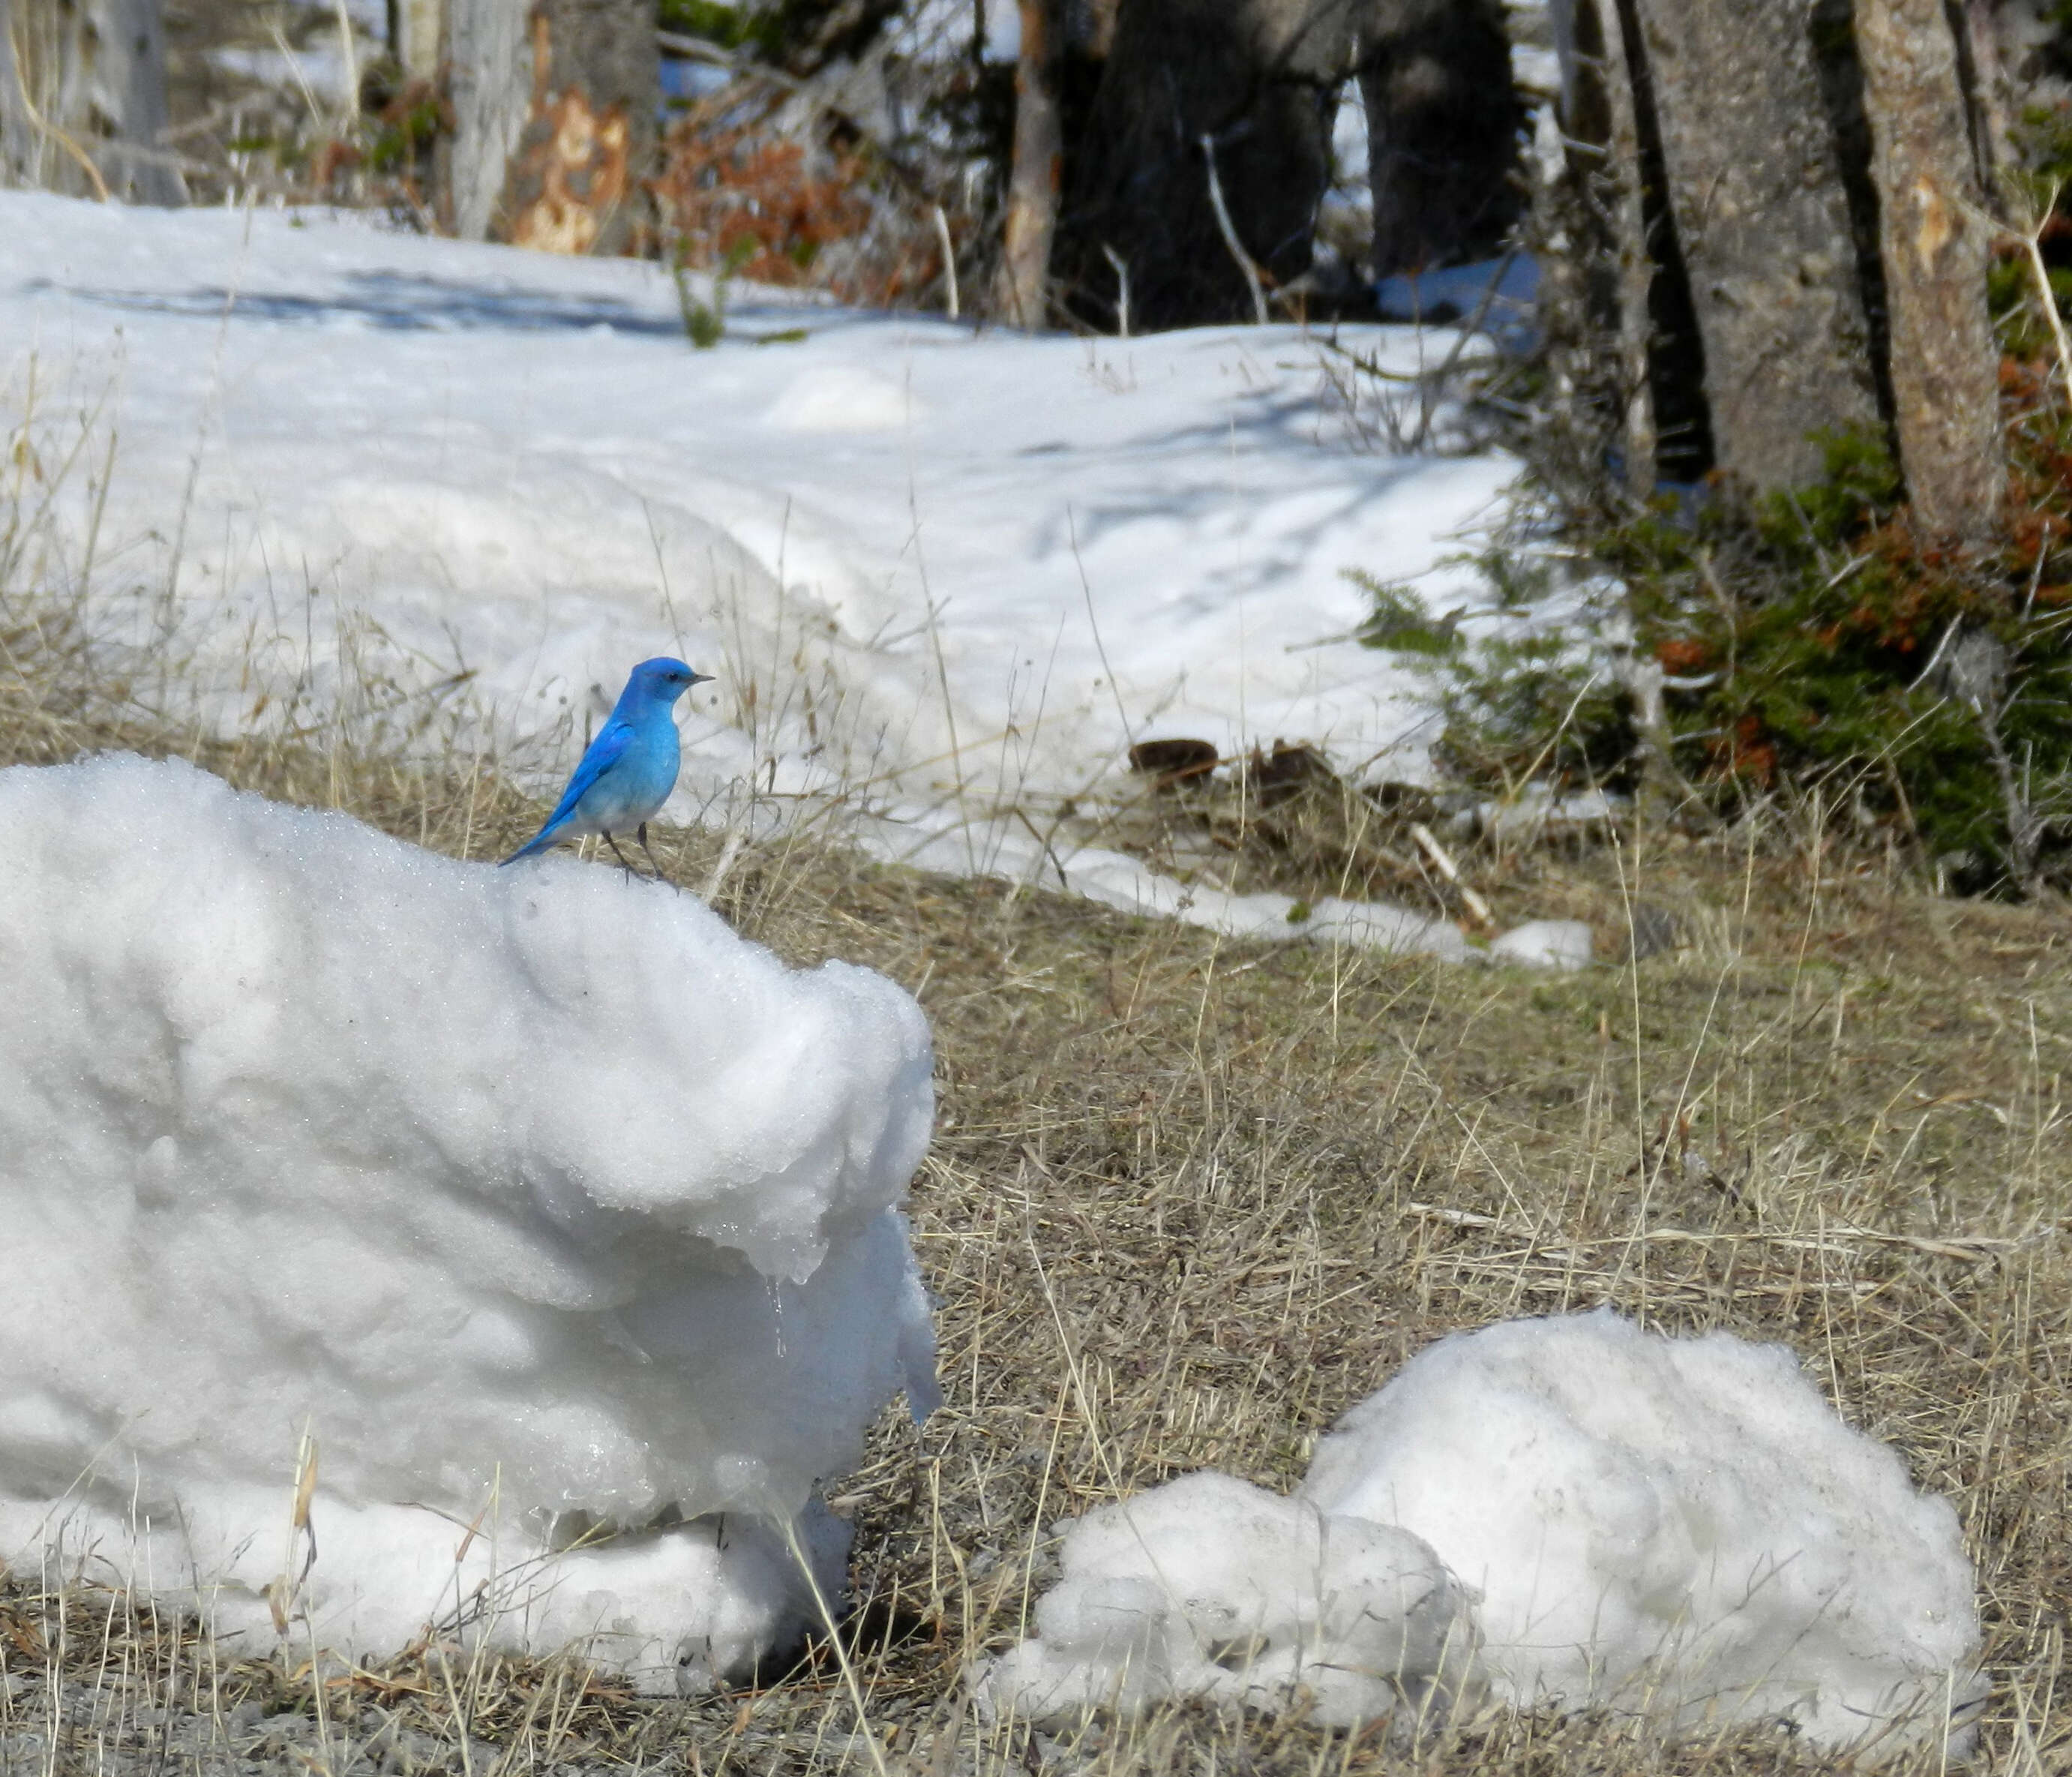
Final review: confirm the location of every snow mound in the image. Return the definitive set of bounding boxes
[1300,1309,1984,1756]
[989,1312,1980,1760]
[0,754,940,1688]
[977,1472,1480,1732]
[766,364,923,432]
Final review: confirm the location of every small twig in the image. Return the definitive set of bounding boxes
[1199,133,1268,326]
[1067,505,1133,749]
[1909,617,1963,693]
[2006,181,2072,400]
[1408,822,1493,928]
[700,829,746,902]
[268,22,329,134]
[1408,247,1520,452]
[931,205,958,320]
[1101,244,1131,338]
[1403,1201,2023,1264]
[2017,536,2052,624]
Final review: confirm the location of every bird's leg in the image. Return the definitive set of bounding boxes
[604,832,640,878]
[637,822,673,886]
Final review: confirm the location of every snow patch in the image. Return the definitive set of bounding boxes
[991,1312,1981,1760]
[0,194,1558,961]
[978,1472,1480,1733]
[1487,918,1592,971]
[1,192,1513,816]
[882,817,1466,959]
[0,754,940,1686]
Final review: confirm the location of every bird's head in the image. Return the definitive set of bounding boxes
[627,657,715,705]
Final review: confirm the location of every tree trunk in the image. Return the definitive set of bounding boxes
[1564,0,1656,497]
[443,0,531,238]
[1627,0,1879,490]
[443,0,655,252]
[1061,0,1354,329]
[1059,0,1517,329]
[0,0,181,203]
[0,0,34,185]
[397,0,442,80]
[1357,0,1519,278]
[1855,0,2004,536]
[497,0,655,254]
[992,0,1064,326]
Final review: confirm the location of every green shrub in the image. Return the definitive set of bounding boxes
[1368,414,2072,893]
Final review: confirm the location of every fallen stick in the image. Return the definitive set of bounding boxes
[1408,822,1493,928]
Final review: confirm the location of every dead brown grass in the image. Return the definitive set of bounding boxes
[1,532,2069,1777]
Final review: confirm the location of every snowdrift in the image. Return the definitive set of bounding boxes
[0,194,1580,961]
[982,1310,1982,1761]
[0,191,1512,827]
[0,754,940,1689]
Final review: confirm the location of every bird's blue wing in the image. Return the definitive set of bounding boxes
[545,719,635,825]
[502,719,634,863]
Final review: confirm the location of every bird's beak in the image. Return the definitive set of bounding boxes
[690,671,715,686]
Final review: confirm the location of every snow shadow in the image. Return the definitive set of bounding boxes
[22,270,691,337]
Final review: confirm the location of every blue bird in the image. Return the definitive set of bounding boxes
[502,658,712,875]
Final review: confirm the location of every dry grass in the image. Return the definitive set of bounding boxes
[2,492,2070,1777]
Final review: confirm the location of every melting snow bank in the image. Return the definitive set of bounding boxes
[0,755,940,1691]
[980,1310,1983,1762]
[877,815,1470,959]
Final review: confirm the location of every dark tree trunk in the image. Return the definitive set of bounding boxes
[1627,0,1880,490]
[993,0,1065,326]
[1058,0,1519,330]
[1562,0,1657,496]
[1357,0,1520,278]
[1059,0,1352,329]
[1855,0,2004,536]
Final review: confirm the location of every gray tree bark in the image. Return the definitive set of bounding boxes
[443,0,654,251]
[397,0,442,80]
[0,0,34,185]
[1627,0,1879,490]
[443,0,531,238]
[1562,0,1655,497]
[496,0,655,254]
[1855,0,2004,536]
[992,0,1065,326]
[0,0,182,203]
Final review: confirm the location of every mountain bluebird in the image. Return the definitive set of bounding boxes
[502,658,712,875]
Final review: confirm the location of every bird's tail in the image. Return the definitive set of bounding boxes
[500,819,567,866]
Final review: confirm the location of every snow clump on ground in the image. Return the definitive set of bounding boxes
[0,754,940,1691]
[984,1309,1982,1761]
[979,1471,1482,1733]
